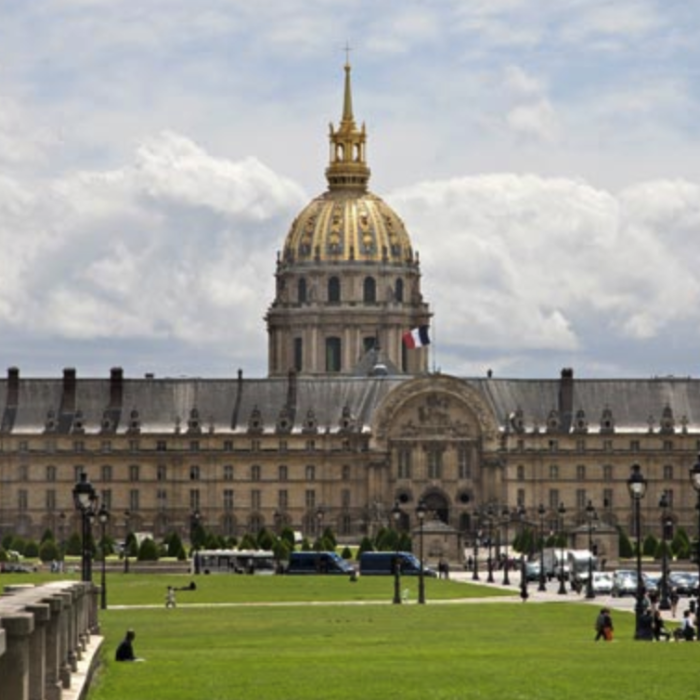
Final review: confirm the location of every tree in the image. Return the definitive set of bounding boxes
[137,538,159,561]
[41,529,54,544]
[125,532,139,557]
[257,528,276,551]
[166,532,185,558]
[39,539,60,563]
[239,533,257,550]
[65,532,82,556]
[618,529,634,558]
[9,536,26,556]
[24,540,39,558]
[280,527,295,549]
[357,536,374,558]
[341,545,353,560]
[642,533,657,557]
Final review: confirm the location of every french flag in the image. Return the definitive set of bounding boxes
[402,325,430,349]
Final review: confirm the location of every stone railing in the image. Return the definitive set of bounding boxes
[0,581,102,700]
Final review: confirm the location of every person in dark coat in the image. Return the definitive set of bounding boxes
[115,629,139,661]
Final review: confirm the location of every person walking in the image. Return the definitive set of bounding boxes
[594,608,613,641]
[165,586,177,608]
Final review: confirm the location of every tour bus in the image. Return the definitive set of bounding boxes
[286,551,355,575]
[359,551,437,577]
[194,549,277,574]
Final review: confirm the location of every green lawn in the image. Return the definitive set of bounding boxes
[2,572,692,700]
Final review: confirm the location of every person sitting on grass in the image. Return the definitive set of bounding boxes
[115,629,144,662]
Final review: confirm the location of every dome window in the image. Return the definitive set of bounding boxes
[395,278,404,302]
[328,277,341,303]
[298,278,307,304]
[363,277,376,303]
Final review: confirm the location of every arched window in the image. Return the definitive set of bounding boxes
[328,277,341,303]
[395,279,404,302]
[363,276,376,303]
[298,278,307,303]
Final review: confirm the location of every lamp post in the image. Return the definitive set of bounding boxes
[123,510,131,573]
[517,504,527,596]
[658,490,671,611]
[191,509,201,574]
[392,501,402,604]
[689,455,700,620]
[486,505,495,583]
[472,508,480,581]
[537,504,546,592]
[316,506,325,539]
[585,500,596,599]
[72,472,98,582]
[98,504,109,610]
[628,463,648,639]
[501,506,511,585]
[557,502,567,595]
[58,511,66,564]
[416,499,426,604]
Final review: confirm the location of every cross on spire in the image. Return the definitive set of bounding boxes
[343,41,352,66]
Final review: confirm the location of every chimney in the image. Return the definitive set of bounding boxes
[7,367,19,407]
[62,368,77,412]
[559,368,574,433]
[110,367,124,408]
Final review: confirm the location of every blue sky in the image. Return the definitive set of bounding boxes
[1,0,700,380]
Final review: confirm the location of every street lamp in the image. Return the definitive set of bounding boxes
[58,511,66,565]
[191,509,201,574]
[316,506,325,538]
[392,501,403,604]
[537,504,546,592]
[472,508,480,581]
[486,505,495,583]
[501,506,511,586]
[557,502,567,595]
[585,500,596,599]
[72,472,98,582]
[689,455,700,620]
[416,499,426,604]
[123,510,131,574]
[98,504,110,610]
[658,490,671,611]
[628,463,648,639]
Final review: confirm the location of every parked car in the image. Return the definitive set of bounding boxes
[669,571,697,595]
[591,572,614,594]
[612,569,638,597]
[525,560,542,582]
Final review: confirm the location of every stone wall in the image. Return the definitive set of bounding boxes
[0,581,101,700]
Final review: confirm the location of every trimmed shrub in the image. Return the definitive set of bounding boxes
[357,536,374,558]
[24,540,39,558]
[341,545,353,560]
[137,538,159,561]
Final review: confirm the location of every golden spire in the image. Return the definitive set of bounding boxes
[325,54,370,192]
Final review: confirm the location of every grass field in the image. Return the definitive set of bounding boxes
[2,572,693,700]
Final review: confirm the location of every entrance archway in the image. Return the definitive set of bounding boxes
[423,491,449,524]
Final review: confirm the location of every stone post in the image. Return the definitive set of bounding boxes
[0,611,35,700]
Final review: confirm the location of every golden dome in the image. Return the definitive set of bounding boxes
[282,61,415,266]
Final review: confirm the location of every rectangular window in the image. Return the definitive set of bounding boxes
[129,464,140,482]
[190,441,200,453]
[517,488,525,506]
[190,465,200,481]
[549,464,559,480]
[576,439,585,453]
[548,489,559,509]
[663,440,673,452]
[251,439,261,452]
[548,440,558,452]
[427,449,442,480]
[224,489,234,511]
[663,464,673,480]
[73,441,85,453]
[342,489,351,508]
[129,489,139,512]
[19,440,28,453]
[305,465,315,481]
[157,489,167,511]
[251,465,261,481]
[576,464,586,481]
[157,465,167,481]
[516,465,525,481]
[666,489,675,508]
[157,440,167,452]
[190,489,200,511]
[306,439,316,451]
[630,440,640,452]
[102,489,112,510]
[46,465,57,482]
[457,446,471,479]
[325,337,342,372]
[129,439,139,453]
[251,490,261,510]
[294,337,303,372]
[279,465,288,482]
[223,440,233,452]
[46,489,56,511]
[101,440,112,453]
[342,465,351,481]
[223,465,234,481]
[278,490,288,509]
[603,440,613,452]
[397,449,412,479]
[603,464,613,482]
[279,440,288,453]
[18,490,28,511]
[18,464,29,481]
[305,490,316,509]
[603,489,613,510]
[74,466,84,482]
[576,489,586,509]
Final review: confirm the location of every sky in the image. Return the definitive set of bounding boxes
[1,0,700,381]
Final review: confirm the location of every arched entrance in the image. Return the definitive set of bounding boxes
[423,491,450,525]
